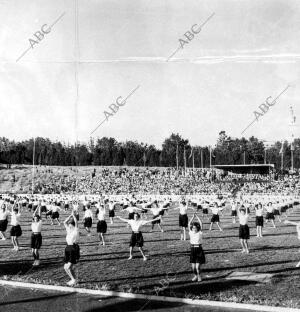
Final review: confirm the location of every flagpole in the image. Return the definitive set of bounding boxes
[279,141,284,173]
[184,146,186,174]
[291,143,294,171]
[201,148,203,168]
[209,146,212,169]
[176,142,179,170]
[32,137,35,195]
[192,150,195,170]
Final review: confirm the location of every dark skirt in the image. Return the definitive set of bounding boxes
[266,212,274,220]
[211,214,220,223]
[231,210,237,216]
[256,216,264,227]
[179,214,188,227]
[190,245,206,264]
[10,225,22,237]
[97,220,107,233]
[159,210,165,216]
[31,233,42,249]
[84,217,92,228]
[128,212,135,220]
[197,205,202,211]
[281,206,287,213]
[130,232,144,247]
[64,244,80,264]
[51,211,59,219]
[152,215,161,224]
[108,210,115,218]
[202,208,208,214]
[273,209,280,216]
[41,206,47,213]
[239,224,250,240]
[0,219,8,232]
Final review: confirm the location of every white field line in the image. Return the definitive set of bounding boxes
[0,279,299,312]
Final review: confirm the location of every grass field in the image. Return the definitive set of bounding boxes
[0,203,300,309]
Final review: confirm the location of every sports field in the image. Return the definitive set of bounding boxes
[0,203,300,309]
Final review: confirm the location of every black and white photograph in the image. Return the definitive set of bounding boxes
[0,0,300,311]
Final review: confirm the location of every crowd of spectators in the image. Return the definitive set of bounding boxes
[23,167,300,196]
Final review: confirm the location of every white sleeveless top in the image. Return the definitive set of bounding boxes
[66,227,79,245]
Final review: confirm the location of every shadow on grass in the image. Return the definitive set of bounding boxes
[84,258,297,285]
[0,292,75,306]
[175,279,256,293]
[85,298,186,312]
[0,260,34,275]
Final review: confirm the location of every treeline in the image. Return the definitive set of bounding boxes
[0,132,299,170]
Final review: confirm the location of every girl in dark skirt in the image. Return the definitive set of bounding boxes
[96,203,107,246]
[108,201,115,224]
[9,201,22,251]
[255,203,264,238]
[143,202,167,232]
[50,204,61,226]
[273,202,281,223]
[209,202,224,231]
[231,200,238,224]
[83,206,93,236]
[188,214,205,282]
[64,199,70,211]
[280,202,288,218]
[40,199,47,216]
[201,201,209,220]
[175,201,194,241]
[64,212,80,286]
[266,202,276,228]
[0,203,9,240]
[238,206,250,254]
[31,206,42,266]
[117,213,161,261]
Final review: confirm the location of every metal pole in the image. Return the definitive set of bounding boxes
[291,149,294,171]
[264,149,267,164]
[176,142,179,170]
[192,150,195,170]
[184,146,186,174]
[201,148,203,168]
[209,146,212,168]
[32,137,35,195]
[243,151,246,165]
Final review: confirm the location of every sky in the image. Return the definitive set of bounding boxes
[0,0,299,148]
